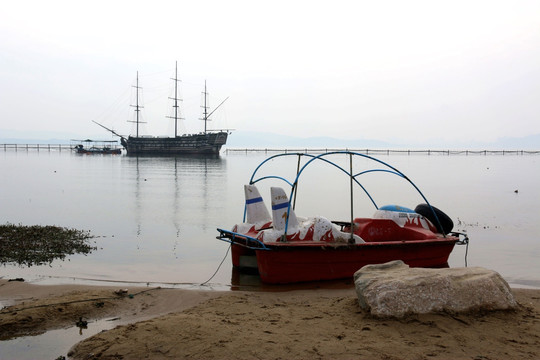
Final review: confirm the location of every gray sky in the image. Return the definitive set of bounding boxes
[1,0,539,145]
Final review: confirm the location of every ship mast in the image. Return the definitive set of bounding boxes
[200,81,229,134]
[167,61,183,137]
[201,80,209,134]
[128,71,145,137]
[199,80,229,134]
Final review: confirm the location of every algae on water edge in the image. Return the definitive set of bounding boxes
[0,223,96,267]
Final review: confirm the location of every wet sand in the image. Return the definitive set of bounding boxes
[1,279,539,359]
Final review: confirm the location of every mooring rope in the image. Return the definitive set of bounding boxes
[200,244,231,286]
[464,240,469,267]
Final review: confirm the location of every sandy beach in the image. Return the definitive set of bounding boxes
[1,279,539,359]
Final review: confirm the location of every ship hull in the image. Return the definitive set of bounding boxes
[122,131,228,155]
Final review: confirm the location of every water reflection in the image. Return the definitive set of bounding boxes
[0,317,118,360]
[124,155,227,261]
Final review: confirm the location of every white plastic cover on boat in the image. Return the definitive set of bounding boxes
[255,187,363,243]
[236,185,363,243]
[373,207,434,230]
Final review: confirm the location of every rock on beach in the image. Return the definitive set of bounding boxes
[354,260,517,317]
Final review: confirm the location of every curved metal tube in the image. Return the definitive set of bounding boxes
[244,151,444,237]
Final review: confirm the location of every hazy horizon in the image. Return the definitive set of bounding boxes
[1,128,539,151]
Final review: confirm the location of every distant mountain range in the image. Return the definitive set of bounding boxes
[1,129,539,151]
[226,131,394,149]
[226,131,540,151]
[0,129,106,145]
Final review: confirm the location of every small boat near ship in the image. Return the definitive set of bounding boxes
[217,151,469,284]
[72,140,122,155]
[94,62,230,156]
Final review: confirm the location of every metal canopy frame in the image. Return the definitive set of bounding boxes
[244,151,444,238]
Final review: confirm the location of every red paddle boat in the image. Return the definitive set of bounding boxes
[217,151,469,284]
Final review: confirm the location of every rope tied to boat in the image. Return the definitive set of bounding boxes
[200,244,231,286]
[452,231,470,267]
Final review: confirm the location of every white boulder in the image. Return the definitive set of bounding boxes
[354,260,517,317]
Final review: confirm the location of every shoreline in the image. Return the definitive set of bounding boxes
[1,279,539,359]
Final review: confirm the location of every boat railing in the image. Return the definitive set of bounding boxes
[1,144,74,152]
[216,229,271,250]
[246,151,446,240]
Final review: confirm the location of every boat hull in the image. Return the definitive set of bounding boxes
[232,238,456,284]
[122,132,228,155]
[75,148,122,155]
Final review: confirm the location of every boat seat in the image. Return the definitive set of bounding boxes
[353,218,436,242]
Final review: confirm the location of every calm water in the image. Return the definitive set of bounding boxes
[1,150,539,289]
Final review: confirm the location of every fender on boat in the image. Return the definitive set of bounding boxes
[414,204,454,235]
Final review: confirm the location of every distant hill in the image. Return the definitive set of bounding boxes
[0,138,73,144]
[491,134,540,150]
[0,129,113,145]
[226,131,395,149]
[226,131,540,151]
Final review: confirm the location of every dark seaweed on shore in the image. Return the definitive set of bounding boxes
[0,223,96,267]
